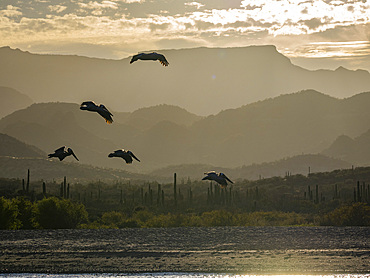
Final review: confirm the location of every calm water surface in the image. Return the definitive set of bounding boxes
[1,274,369,278]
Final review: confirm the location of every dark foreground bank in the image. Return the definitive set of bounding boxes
[0,226,369,274]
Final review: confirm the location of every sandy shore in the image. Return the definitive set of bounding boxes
[0,227,369,274]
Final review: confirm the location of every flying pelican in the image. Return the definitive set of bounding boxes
[130,52,169,66]
[108,149,140,164]
[202,171,233,188]
[80,101,113,124]
[48,146,79,161]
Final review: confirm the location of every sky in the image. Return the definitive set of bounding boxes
[1,0,370,71]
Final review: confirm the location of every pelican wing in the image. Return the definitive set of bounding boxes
[130,53,143,64]
[157,54,169,66]
[100,105,113,116]
[97,105,113,124]
[54,146,66,153]
[204,171,217,175]
[223,174,233,184]
[122,155,133,164]
[130,52,169,66]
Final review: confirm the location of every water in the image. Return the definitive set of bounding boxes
[0,274,369,278]
[1,227,369,274]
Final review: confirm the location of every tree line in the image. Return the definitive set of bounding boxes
[0,167,370,229]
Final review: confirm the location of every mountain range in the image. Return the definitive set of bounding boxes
[1,45,370,115]
[1,89,370,174]
[0,86,33,119]
[0,133,45,158]
[0,133,351,182]
[323,129,370,165]
[149,154,352,181]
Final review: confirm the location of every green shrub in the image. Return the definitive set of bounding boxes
[145,213,186,228]
[13,197,36,229]
[0,197,20,229]
[34,197,88,229]
[322,203,370,226]
[201,210,235,226]
[132,209,154,226]
[100,211,140,228]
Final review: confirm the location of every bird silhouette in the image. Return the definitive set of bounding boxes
[108,149,140,164]
[48,146,79,161]
[130,52,169,66]
[202,171,233,188]
[80,101,113,124]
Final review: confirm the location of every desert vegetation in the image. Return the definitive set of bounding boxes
[0,166,369,229]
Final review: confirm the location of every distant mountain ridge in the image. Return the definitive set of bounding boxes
[0,102,202,171]
[1,90,369,171]
[150,154,352,180]
[0,86,33,119]
[0,156,150,181]
[0,133,45,158]
[1,45,369,115]
[322,128,370,165]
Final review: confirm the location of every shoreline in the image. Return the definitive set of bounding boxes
[1,227,369,274]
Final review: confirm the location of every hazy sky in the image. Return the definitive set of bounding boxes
[1,0,369,71]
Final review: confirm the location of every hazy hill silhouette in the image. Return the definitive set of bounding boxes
[0,156,150,181]
[1,45,370,115]
[1,90,369,171]
[0,102,200,171]
[0,86,33,119]
[187,90,370,167]
[323,128,370,165]
[114,104,202,129]
[150,154,352,181]
[0,133,45,158]
[0,103,124,169]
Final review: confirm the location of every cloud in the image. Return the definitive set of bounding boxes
[0,5,22,18]
[84,1,118,9]
[300,18,324,30]
[48,5,67,13]
[149,22,170,31]
[77,1,118,15]
[185,2,205,9]
[114,0,145,3]
[291,40,370,59]
[1,0,370,72]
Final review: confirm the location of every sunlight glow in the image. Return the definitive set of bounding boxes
[1,0,369,69]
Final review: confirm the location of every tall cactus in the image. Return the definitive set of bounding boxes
[63,176,67,198]
[26,169,30,193]
[60,182,64,197]
[357,181,361,202]
[174,173,177,207]
[157,184,161,206]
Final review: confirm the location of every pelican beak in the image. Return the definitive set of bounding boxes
[72,151,79,161]
[131,152,140,162]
